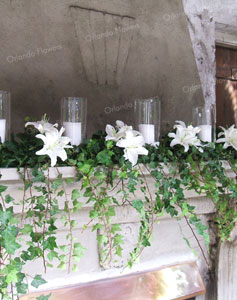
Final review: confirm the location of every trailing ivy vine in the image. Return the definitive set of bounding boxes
[0,129,236,299]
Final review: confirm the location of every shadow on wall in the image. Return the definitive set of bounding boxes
[0,0,204,137]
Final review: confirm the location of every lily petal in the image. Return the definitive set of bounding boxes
[124,148,139,166]
[116,120,125,128]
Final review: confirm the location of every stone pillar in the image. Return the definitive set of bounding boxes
[182,3,216,109]
[217,225,237,300]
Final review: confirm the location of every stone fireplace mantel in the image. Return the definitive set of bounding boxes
[0,163,236,300]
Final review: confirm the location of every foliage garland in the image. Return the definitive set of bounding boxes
[0,128,236,299]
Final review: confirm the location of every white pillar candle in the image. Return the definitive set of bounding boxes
[0,119,6,143]
[63,122,82,146]
[138,124,155,144]
[198,125,212,142]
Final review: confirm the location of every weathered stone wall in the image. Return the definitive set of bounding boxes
[0,0,204,137]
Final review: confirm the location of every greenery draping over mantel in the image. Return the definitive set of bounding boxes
[0,128,236,299]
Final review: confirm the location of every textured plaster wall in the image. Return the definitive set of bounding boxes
[183,0,237,111]
[0,0,204,137]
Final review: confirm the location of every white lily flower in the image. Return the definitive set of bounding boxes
[106,121,141,142]
[105,125,118,142]
[117,125,134,139]
[117,121,141,139]
[105,120,148,165]
[36,127,72,167]
[25,120,58,134]
[216,125,237,151]
[174,121,200,136]
[168,121,203,153]
[116,130,148,166]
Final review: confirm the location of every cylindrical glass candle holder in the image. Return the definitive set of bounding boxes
[134,97,161,144]
[192,105,216,143]
[0,91,11,143]
[61,97,87,146]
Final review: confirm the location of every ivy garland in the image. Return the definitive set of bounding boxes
[0,128,236,299]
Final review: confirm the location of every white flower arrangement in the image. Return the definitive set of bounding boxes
[25,118,72,167]
[216,125,237,151]
[168,121,203,153]
[105,120,148,166]
[26,116,237,168]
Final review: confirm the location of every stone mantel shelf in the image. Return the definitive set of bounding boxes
[0,162,234,228]
[0,160,234,181]
[0,161,234,219]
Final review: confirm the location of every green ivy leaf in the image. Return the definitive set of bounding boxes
[51,178,63,190]
[89,210,99,219]
[72,264,78,272]
[5,194,14,203]
[36,294,51,300]
[96,150,114,166]
[47,251,58,262]
[71,220,77,228]
[92,224,103,231]
[94,170,107,181]
[105,207,115,218]
[5,268,18,284]
[111,224,121,234]
[79,163,92,175]
[59,245,70,253]
[21,224,33,234]
[43,237,57,251]
[2,226,21,254]
[97,234,108,245]
[71,189,80,201]
[73,243,86,262]
[58,262,66,270]
[31,275,47,288]
[16,282,28,294]
[142,236,151,247]
[0,185,7,194]
[65,177,74,184]
[106,140,114,150]
[57,190,64,197]
[132,200,144,213]
[83,187,93,197]
[115,245,123,257]
[113,234,124,246]
[32,169,45,182]
[0,209,13,225]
